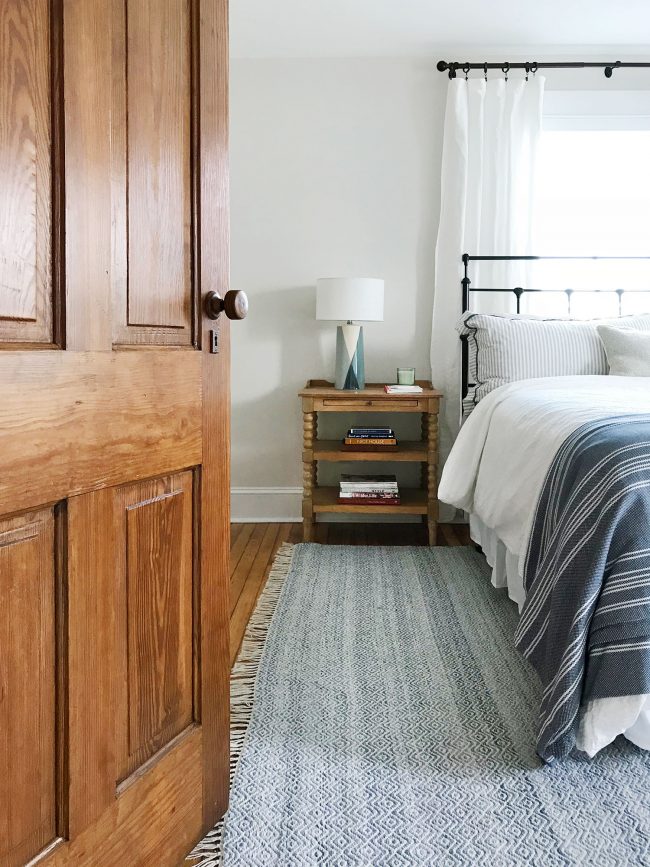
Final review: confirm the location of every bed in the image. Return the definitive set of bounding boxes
[439,254,650,762]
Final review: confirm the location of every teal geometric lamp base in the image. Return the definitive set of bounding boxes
[335,324,365,390]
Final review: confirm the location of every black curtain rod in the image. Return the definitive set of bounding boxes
[463,254,650,262]
[437,60,650,79]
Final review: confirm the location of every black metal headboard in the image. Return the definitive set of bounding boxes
[460,253,650,399]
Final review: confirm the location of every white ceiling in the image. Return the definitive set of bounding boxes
[231,0,650,59]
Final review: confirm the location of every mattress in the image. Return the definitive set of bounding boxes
[439,374,650,757]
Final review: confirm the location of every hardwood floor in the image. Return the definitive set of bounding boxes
[229,521,471,665]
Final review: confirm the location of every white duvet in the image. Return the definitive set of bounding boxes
[439,374,650,757]
[440,375,650,569]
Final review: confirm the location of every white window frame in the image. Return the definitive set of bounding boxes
[543,90,650,131]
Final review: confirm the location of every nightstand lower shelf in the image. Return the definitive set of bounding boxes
[310,440,427,461]
[313,487,427,514]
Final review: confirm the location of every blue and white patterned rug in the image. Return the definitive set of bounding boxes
[189,543,650,866]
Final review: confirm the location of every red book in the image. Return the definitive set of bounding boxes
[340,443,399,453]
[343,437,398,446]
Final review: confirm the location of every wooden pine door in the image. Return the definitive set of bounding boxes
[0,1,231,864]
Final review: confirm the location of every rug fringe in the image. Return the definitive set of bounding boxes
[185,542,296,866]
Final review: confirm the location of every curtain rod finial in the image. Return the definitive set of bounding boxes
[436,60,448,72]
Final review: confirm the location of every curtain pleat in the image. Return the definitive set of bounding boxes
[431,76,545,517]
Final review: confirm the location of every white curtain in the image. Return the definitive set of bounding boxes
[431,75,545,516]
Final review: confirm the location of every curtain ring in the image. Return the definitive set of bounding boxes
[463,63,470,81]
[502,62,510,82]
[531,61,538,77]
[484,62,488,82]
[525,62,530,82]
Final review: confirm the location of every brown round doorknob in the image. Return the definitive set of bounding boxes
[205,289,248,321]
[223,289,248,320]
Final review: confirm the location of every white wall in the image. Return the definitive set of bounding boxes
[230,59,443,520]
[229,56,650,521]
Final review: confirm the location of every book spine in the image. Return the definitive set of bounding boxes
[345,436,394,440]
[344,438,397,446]
[347,431,394,437]
[339,491,399,496]
[348,427,395,437]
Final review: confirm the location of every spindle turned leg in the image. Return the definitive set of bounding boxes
[425,410,438,545]
[302,409,317,541]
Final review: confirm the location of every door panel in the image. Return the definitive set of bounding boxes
[116,472,195,781]
[64,0,112,352]
[48,729,203,867]
[0,0,231,863]
[0,509,56,866]
[0,0,53,345]
[112,0,194,346]
[0,351,202,516]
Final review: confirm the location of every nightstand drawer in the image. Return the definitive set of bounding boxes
[316,397,425,411]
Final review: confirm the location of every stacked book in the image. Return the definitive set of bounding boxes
[338,474,400,506]
[384,384,423,394]
[341,426,398,452]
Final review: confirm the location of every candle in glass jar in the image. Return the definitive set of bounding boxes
[396,367,416,385]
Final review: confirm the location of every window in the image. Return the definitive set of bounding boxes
[529,92,650,317]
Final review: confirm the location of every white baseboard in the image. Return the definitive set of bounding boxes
[231,487,303,523]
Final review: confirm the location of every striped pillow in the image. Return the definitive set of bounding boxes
[459,312,650,412]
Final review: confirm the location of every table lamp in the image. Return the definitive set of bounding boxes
[316,277,384,389]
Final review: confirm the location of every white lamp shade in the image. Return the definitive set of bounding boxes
[316,277,384,322]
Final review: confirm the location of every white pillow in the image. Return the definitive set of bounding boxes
[458,312,650,412]
[597,324,650,376]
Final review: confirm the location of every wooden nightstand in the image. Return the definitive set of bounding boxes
[299,380,442,545]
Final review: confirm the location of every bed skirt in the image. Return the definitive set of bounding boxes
[468,512,650,757]
[469,514,526,610]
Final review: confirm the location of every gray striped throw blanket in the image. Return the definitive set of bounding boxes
[516,414,650,762]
